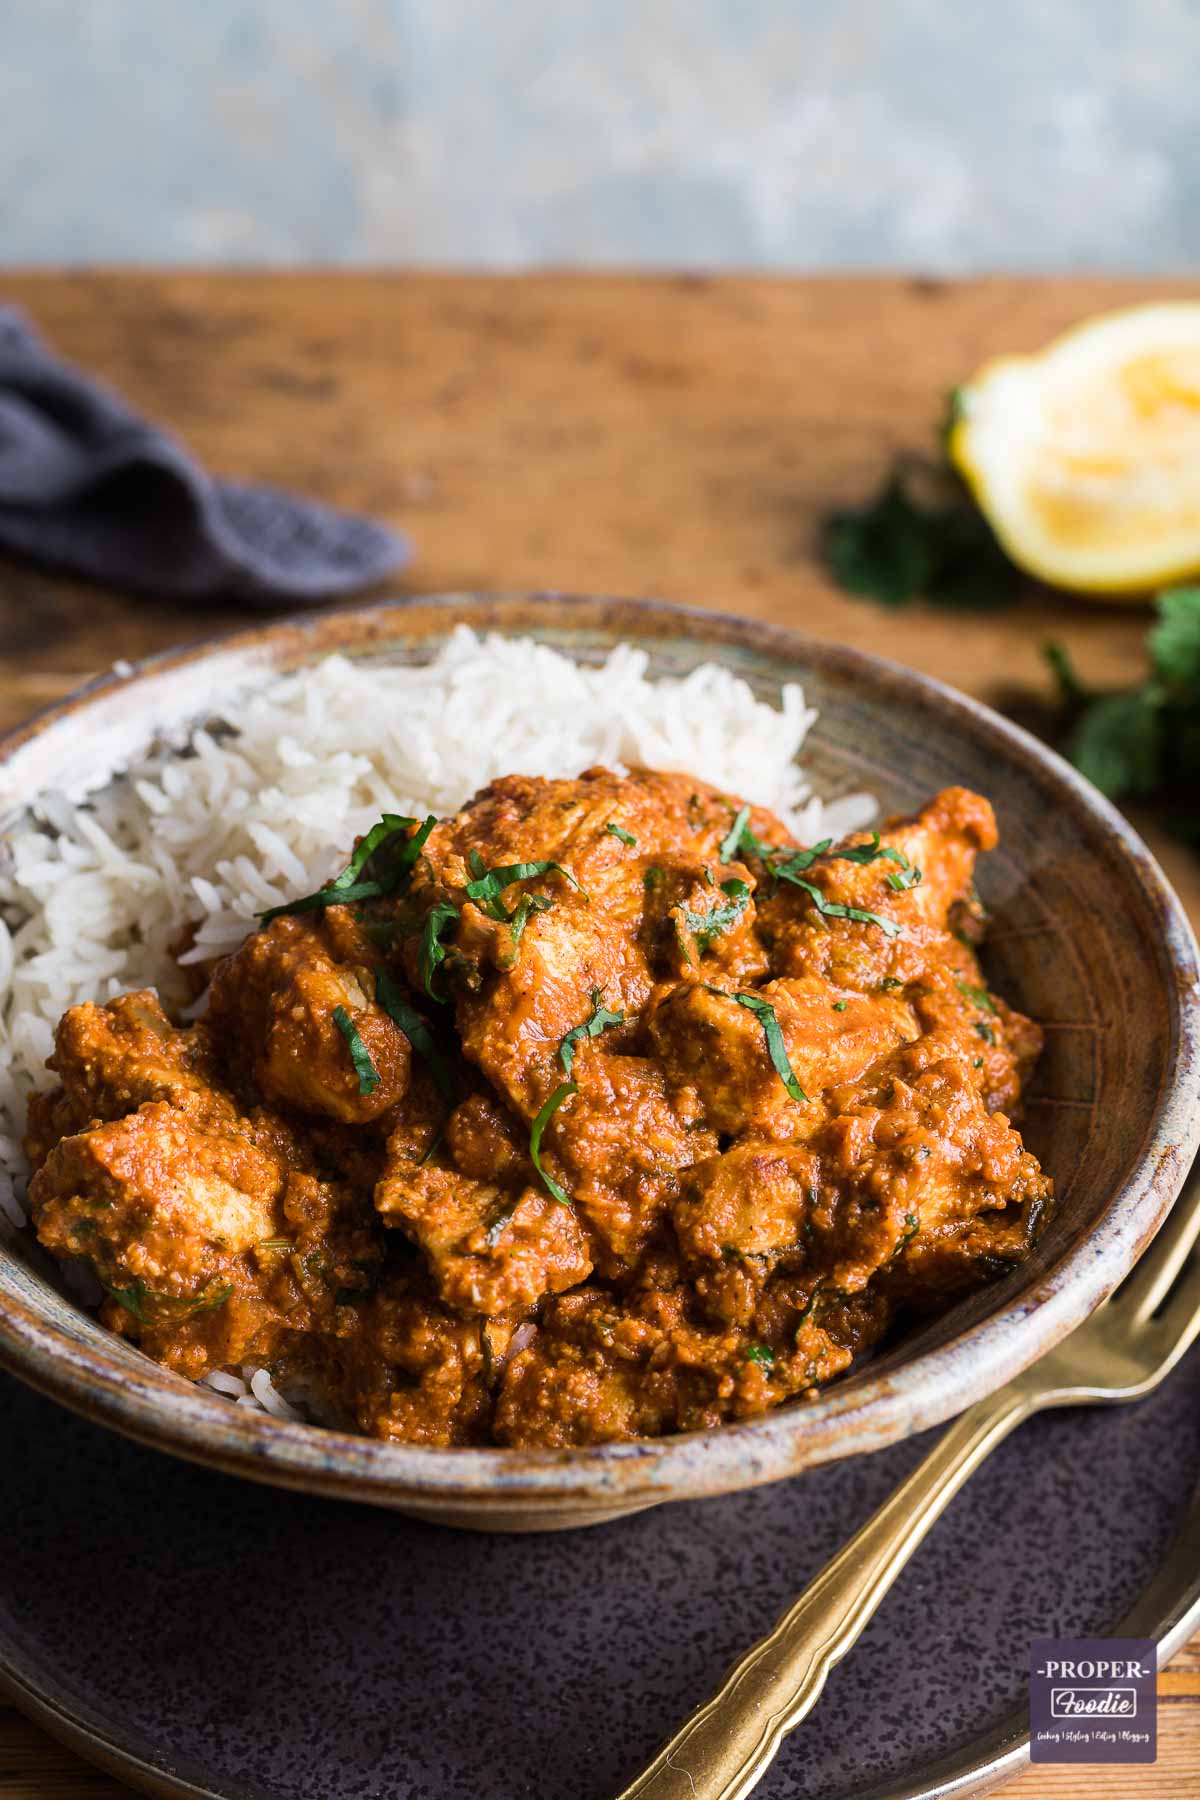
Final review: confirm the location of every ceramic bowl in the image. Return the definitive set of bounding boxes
[0,594,1196,1532]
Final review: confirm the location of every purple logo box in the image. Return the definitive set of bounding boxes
[1030,1637,1157,1763]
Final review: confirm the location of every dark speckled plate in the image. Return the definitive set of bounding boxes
[2,1357,1198,1800]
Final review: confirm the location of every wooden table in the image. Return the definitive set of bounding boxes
[0,272,1196,1799]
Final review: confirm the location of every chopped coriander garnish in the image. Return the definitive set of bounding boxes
[878,976,905,991]
[102,1278,152,1322]
[643,865,664,891]
[530,1080,577,1205]
[260,813,435,924]
[605,821,637,847]
[885,863,923,893]
[770,857,901,938]
[333,1006,381,1096]
[975,1020,996,1046]
[719,805,751,864]
[418,901,460,1001]
[837,832,907,869]
[745,1343,775,1368]
[678,878,751,953]
[955,978,997,1015]
[720,805,785,866]
[831,1000,848,1012]
[374,971,456,1105]
[465,853,585,920]
[506,891,553,951]
[899,1212,920,1248]
[558,988,624,1077]
[102,1275,231,1321]
[973,1056,984,1068]
[734,993,809,1103]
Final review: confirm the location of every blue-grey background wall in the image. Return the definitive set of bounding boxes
[4,0,1197,269]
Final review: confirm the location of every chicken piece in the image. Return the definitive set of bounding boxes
[673,1140,821,1269]
[207,914,411,1124]
[532,1047,718,1272]
[29,1100,284,1341]
[374,1152,591,1316]
[816,1052,1052,1303]
[902,958,1044,1117]
[646,977,918,1137]
[24,990,236,1167]
[29,1098,387,1378]
[759,787,997,992]
[400,768,785,1118]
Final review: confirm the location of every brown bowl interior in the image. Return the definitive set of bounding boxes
[0,593,1196,1529]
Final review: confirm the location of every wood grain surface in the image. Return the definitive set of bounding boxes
[0,271,1196,1800]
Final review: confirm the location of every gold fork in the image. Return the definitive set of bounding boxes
[617,1166,1200,1800]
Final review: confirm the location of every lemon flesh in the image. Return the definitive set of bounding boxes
[949,303,1200,597]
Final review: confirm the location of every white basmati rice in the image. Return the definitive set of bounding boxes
[0,625,875,1418]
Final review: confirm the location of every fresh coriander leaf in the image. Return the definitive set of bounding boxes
[825,479,938,608]
[955,979,997,1015]
[719,805,751,863]
[374,971,456,1106]
[260,814,435,924]
[824,476,1022,612]
[418,901,460,1001]
[678,878,751,953]
[838,833,891,866]
[831,1000,848,1012]
[878,976,905,991]
[1150,586,1200,687]
[102,1275,231,1321]
[530,1080,577,1205]
[745,1343,775,1367]
[605,821,638,847]
[836,834,920,893]
[770,858,901,937]
[719,805,791,865]
[975,1020,996,1046]
[1044,640,1088,706]
[465,855,585,920]
[558,988,624,1077]
[506,892,553,951]
[333,1006,381,1096]
[734,992,809,1103]
[1070,688,1164,799]
[885,864,923,892]
[103,1277,150,1321]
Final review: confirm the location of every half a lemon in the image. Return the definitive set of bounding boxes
[948,302,1200,597]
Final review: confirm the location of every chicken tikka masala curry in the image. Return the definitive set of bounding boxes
[24,769,1052,1448]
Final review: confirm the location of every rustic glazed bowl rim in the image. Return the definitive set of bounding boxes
[0,591,1197,1515]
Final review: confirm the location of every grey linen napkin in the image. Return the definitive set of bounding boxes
[0,306,410,605]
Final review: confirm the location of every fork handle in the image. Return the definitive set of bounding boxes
[615,1384,1037,1800]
